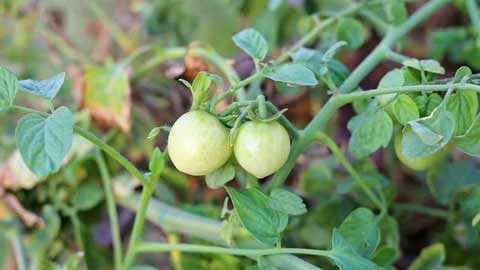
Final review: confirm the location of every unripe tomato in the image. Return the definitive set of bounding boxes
[394,132,445,171]
[168,111,231,176]
[233,121,290,178]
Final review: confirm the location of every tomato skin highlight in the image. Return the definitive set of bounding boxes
[394,132,445,171]
[234,121,290,178]
[168,110,232,176]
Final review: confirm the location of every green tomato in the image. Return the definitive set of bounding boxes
[168,110,231,176]
[234,121,290,178]
[394,132,445,171]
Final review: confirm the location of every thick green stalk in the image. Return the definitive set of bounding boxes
[314,132,385,210]
[269,0,452,189]
[268,97,341,189]
[119,194,322,270]
[96,152,123,270]
[338,0,450,94]
[137,243,330,258]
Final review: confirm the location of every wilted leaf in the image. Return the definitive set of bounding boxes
[82,64,131,132]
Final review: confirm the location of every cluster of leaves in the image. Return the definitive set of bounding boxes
[2,1,480,270]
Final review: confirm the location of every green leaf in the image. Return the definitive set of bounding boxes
[206,163,236,189]
[337,208,380,258]
[408,122,443,145]
[391,94,419,125]
[456,114,480,156]
[402,59,445,74]
[372,246,398,266]
[414,94,443,117]
[453,66,472,83]
[385,0,407,25]
[327,230,380,270]
[0,66,17,112]
[401,106,454,158]
[427,159,480,204]
[149,147,167,181]
[377,68,404,105]
[226,187,287,246]
[17,72,65,100]
[268,188,307,216]
[408,243,445,270]
[446,89,478,136]
[336,17,368,49]
[15,106,74,177]
[263,63,318,86]
[348,100,393,159]
[232,28,268,61]
[71,181,104,211]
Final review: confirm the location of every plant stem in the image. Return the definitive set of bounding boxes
[274,1,371,63]
[266,102,299,138]
[137,242,330,258]
[393,203,450,219]
[269,0,455,189]
[385,49,411,64]
[123,179,158,269]
[466,0,480,37]
[314,132,385,210]
[268,97,340,189]
[338,0,450,94]
[10,105,149,186]
[73,127,149,186]
[96,151,123,270]
[119,192,322,270]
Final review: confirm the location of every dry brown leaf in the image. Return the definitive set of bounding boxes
[82,64,132,132]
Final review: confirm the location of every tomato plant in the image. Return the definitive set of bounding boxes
[1,1,480,270]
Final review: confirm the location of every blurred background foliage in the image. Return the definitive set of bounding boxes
[1,0,480,270]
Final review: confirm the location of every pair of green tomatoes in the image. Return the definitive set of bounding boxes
[167,110,291,178]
